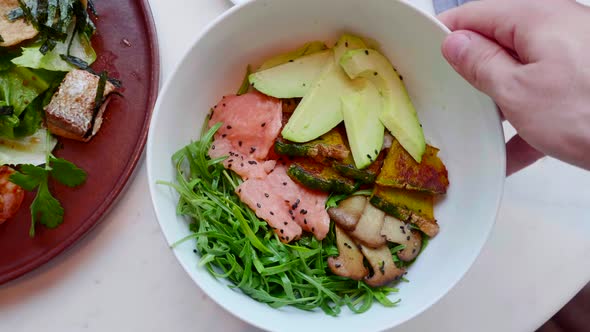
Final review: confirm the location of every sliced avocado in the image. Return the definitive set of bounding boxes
[341,84,384,169]
[340,49,426,162]
[281,56,363,142]
[249,50,332,98]
[333,34,368,62]
[258,41,328,71]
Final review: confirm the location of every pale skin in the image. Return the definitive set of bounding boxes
[438,0,590,176]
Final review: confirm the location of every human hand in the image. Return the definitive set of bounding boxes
[438,0,590,176]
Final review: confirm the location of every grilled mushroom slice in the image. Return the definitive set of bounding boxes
[360,244,405,287]
[328,225,368,280]
[327,195,367,231]
[381,216,423,261]
[349,202,387,248]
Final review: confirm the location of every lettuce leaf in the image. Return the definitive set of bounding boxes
[0,66,63,138]
[11,22,96,72]
[0,128,57,166]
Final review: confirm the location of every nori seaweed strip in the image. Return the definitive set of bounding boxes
[84,71,107,138]
[60,55,123,88]
[0,106,14,116]
[87,0,98,16]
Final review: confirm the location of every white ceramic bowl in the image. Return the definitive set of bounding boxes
[147,0,506,331]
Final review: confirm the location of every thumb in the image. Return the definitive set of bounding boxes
[441,30,521,103]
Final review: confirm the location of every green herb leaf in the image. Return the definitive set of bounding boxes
[49,156,87,187]
[9,164,46,190]
[30,180,64,233]
[9,156,87,237]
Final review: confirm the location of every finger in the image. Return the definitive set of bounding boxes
[506,134,545,176]
[441,31,521,104]
[437,0,521,51]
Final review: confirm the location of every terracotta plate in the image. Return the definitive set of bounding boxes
[0,0,159,284]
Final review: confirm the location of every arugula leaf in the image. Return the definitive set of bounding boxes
[9,156,87,237]
[325,193,350,209]
[49,156,87,187]
[237,65,252,95]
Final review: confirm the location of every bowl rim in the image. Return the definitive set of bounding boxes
[146,0,507,330]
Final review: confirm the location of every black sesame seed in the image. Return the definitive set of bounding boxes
[264,193,269,198]
[335,263,342,268]
[374,71,378,76]
[211,145,216,150]
[304,219,307,224]
[257,203,261,208]
[284,222,288,225]
[250,147,257,153]
[240,163,244,167]
[367,154,372,159]
[270,211,274,215]
[407,236,411,241]
[300,209,307,214]
[365,50,369,55]
[399,75,404,80]
[291,216,295,220]
[311,227,315,232]
[193,249,197,253]
[238,188,241,193]
[227,163,232,168]
[282,182,287,186]
[226,125,232,129]
[238,141,243,147]
[280,229,284,234]
[302,83,306,87]
[374,149,379,155]
[222,134,227,138]
[292,199,300,210]
[288,210,293,215]
[228,159,234,163]
[252,82,255,87]
[289,59,294,62]
[345,41,349,47]
[223,103,226,107]
[285,236,290,241]
[412,249,417,254]
[248,161,257,165]
[261,122,266,127]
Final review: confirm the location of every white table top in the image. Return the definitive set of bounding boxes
[1,1,589,331]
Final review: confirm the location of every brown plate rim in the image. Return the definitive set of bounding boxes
[0,0,160,285]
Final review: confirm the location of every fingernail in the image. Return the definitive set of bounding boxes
[443,33,471,66]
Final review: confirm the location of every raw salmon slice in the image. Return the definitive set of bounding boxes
[208,91,282,180]
[209,91,282,160]
[237,165,330,243]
